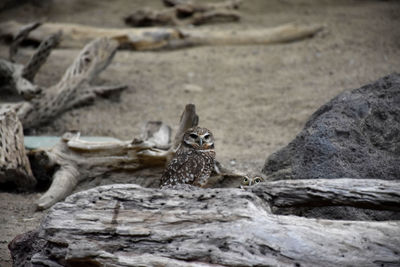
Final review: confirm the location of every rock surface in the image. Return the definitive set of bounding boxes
[263,73,400,181]
[9,184,400,267]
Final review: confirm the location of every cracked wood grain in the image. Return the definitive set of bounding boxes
[11,184,400,267]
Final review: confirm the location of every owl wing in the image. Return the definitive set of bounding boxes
[160,150,210,187]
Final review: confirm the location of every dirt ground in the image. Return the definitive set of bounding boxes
[1,0,399,265]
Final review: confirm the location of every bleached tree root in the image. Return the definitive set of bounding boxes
[1,23,125,131]
[8,184,400,266]
[0,21,324,50]
[12,37,125,130]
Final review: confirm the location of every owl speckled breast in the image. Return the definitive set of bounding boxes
[160,126,216,187]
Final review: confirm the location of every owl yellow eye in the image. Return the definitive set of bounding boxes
[242,177,249,185]
[204,134,210,140]
[254,177,262,183]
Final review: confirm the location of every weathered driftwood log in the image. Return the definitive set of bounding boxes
[0,21,324,50]
[4,37,126,130]
[9,184,400,266]
[21,31,62,82]
[2,23,125,130]
[30,124,171,210]
[0,109,36,189]
[124,0,241,27]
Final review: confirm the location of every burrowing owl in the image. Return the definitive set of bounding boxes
[160,126,215,187]
[241,175,265,186]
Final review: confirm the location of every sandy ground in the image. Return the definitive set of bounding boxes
[1,0,400,265]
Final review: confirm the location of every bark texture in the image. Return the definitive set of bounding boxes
[8,184,400,267]
[0,109,35,189]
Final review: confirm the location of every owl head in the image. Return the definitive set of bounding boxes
[183,127,214,150]
[241,175,265,186]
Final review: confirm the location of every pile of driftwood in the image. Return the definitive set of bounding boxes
[0,25,127,194]
[1,12,399,267]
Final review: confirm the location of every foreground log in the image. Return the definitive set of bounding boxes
[9,184,400,266]
[0,109,36,189]
[0,21,324,50]
[124,0,241,27]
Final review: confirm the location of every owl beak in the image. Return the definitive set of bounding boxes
[198,138,203,146]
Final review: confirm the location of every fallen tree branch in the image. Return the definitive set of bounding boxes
[22,31,61,82]
[9,21,41,62]
[0,21,324,50]
[9,184,400,266]
[0,26,60,101]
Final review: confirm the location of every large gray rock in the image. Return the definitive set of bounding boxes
[262,73,400,220]
[263,73,400,181]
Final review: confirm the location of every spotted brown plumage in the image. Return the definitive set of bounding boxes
[160,127,215,187]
